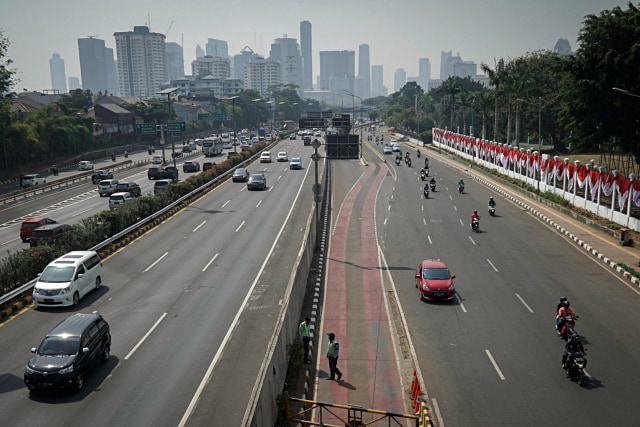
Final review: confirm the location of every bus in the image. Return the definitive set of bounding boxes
[203,137,223,157]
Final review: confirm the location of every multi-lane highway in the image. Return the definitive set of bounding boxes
[0,137,322,425]
[366,135,640,426]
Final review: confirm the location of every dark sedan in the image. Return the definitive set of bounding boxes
[247,173,267,190]
[232,168,250,182]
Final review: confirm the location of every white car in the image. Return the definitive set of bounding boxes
[222,141,233,149]
[277,151,288,162]
[78,161,94,171]
[22,174,46,187]
[392,143,401,152]
[109,192,134,210]
[260,151,272,163]
[152,155,162,164]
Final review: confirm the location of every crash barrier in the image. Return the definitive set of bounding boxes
[244,154,327,427]
[0,160,146,206]
[433,128,640,232]
[0,141,280,310]
[286,395,420,427]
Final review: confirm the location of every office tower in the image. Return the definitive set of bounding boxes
[196,44,205,58]
[300,21,313,91]
[78,37,118,95]
[356,44,370,99]
[191,56,231,79]
[166,42,184,80]
[206,38,229,59]
[553,38,572,56]
[243,58,281,96]
[49,53,67,93]
[233,46,261,80]
[394,68,406,92]
[452,61,477,78]
[269,36,303,92]
[114,26,167,97]
[68,77,81,91]
[371,65,383,97]
[319,50,355,93]
[418,58,431,91]
[440,51,452,80]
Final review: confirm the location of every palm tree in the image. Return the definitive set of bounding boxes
[457,90,471,135]
[474,92,494,140]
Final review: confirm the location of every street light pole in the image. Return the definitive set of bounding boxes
[227,96,239,153]
[157,88,179,167]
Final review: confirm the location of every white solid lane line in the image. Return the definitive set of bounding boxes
[235,221,246,232]
[455,294,467,312]
[144,252,168,272]
[202,253,219,272]
[72,207,93,217]
[485,349,506,380]
[431,398,446,427]
[124,312,168,360]
[423,218,427,225]
[221,200,231,208]
[487,259,499,272]
[428,235,432,245]
[1,237,20,246]
[192,220,207,233]
[515,293,535,313]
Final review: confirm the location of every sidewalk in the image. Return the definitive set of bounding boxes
[394,132,640,289]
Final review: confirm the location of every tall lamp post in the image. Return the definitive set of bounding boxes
[157,87,179,167]
[223,96,239,153]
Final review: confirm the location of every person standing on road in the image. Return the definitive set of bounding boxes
[299,317,311,365]
[326,332,342,382]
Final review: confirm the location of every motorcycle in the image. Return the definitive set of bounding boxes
[395,157,401,166]
[417,150,421,158]
[420,170,427,181]
[564,351,587,387]
[430,182,436,192]
[423,186,429,199]
[559,315,578,340]
[458,184,464,194]
[488,205,496,216]
[406,157,412,167]
[471,218,480,232]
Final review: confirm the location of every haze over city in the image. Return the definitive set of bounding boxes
[1,0,626,94]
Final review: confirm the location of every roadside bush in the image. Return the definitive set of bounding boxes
[0,246,63,293]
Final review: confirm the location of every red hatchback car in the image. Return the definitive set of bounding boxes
[20,217,57,242]
[415,260,456,301]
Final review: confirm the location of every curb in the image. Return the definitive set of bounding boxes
[0,295,33,320]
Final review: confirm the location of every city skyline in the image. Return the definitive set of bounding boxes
[1,0,624,95]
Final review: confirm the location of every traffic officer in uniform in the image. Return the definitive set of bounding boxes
[299,317,311,365]
[326,332,342,382]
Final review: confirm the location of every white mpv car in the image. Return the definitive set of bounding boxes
[33,251,103,308]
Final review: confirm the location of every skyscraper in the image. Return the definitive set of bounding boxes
[166,42,184,80]
[206,38,229,58]
[191,56,231,79]
[79,37,118,95]
[114,26,167,97]
[394,68,406,92]
[319,50,355,93]
[243,58,281,96]
[300,21,313,91]
[233,46,261,80]
[356,44,370,99]
[440,51,452,80]
[196,44,205,59]
[68,77,81,91]
[269,36,303,92]
[49,53,67,93]
[418,58,431,91]
[371,65,383,97]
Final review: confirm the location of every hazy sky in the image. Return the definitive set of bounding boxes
[1,0,626,93]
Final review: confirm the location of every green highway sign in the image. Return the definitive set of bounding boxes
[198,113,228,121]
[166,122,186,132]
[136,123,158,135]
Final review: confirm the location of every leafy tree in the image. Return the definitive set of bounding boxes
[57,89,94,115]
[481,58,508,142]
[121,99,175,124]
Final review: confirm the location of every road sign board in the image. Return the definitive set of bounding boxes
[136,123,157,135]
[166,122,186,132]
[198,113,228,121]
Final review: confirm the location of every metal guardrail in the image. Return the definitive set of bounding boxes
[0,142,277,308]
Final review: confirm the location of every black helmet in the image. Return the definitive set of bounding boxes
[473,210,478,214]
[569,333,580,343]
[563,300,570,307]
[560,296,567,303]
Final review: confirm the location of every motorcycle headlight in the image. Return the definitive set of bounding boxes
[58,365,74,375]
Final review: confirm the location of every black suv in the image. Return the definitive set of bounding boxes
[92,170,113,184]
[148,166,163,180]
[115,182,142,197]
[24,313,111,392]
[183,161,200,173]
[29,223,71,247]
[203,162,214,172]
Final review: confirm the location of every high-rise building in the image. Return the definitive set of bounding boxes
[319,50,355,93]
[418,58,431,91]
[270,36,303,92]
[356,44,370,99]
[191,56,231,79]
[553,38,572,56]
[114,26,167,97]
[300,21,313,91]
[371,65,383,97]
[452,61,477,78]
[394,68,406,92]
[206,38,229,59]
[166,42,184,81]
[68,77,81,91]
[440,51,452,80]
[196,44,205,58]
[49,53,67,93]
[78,37,118,94]
[233,46,261,80]
[243,58,281,96]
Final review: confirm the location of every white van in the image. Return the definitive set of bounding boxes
[22,174,46,187]
[109,192,134,209]
[33,251,103,308]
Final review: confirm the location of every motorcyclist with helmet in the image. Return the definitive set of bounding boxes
[562,333,586,370]
[458,178,465,188]
[488,196,496,211]
[471,210,481,222]
[429,176,436,190]
[558,300,577,336]
[556,296,567,331]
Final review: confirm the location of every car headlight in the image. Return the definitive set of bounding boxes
[58,365,74,374]
[422,284,430,291]
[25,365,34,374]
[448,284,455,291]
[60,285,71,294]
